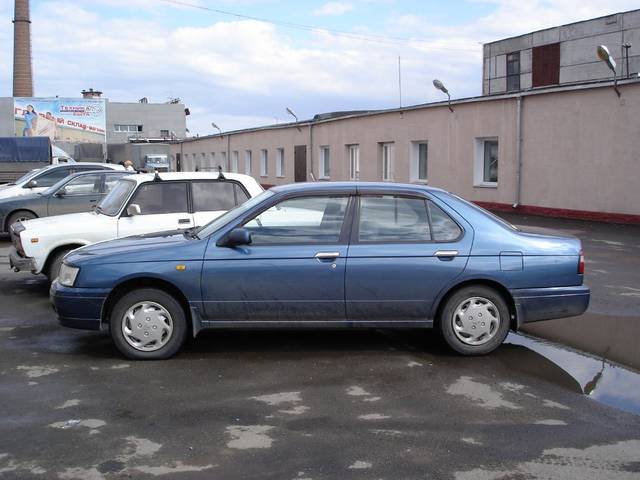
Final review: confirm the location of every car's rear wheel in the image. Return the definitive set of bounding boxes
[46,247,74,284]
[439,285,510,355]
[7,210,36,231]
[110,288,187,360]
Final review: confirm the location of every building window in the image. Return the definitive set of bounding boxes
[276,148,285,177]
[319,146,330,179]
[114,124,143,133]
[231,151,239,173]
[160,129,169,137]
[506,52,520,92]
[245,150,252,175]
[381,142,394,181]
[410,142,428,182]
[474,138,499,187]
[260,149,268,177]
[201,152,207,169]
[348,144,359,180]
[532,43,560,87]
[220,151,227,171]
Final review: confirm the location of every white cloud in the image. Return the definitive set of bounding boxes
[313,2,354,16]
[0,0,637,135]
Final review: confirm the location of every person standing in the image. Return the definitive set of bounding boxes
[22,104,38,136]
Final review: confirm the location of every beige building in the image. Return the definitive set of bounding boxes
[172,79,640,223]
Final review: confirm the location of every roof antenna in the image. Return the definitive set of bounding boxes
[153,171,163,182]
[217,165,226,180]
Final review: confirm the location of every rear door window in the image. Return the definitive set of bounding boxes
[130,182,188,215]
[358,195,430,243]
[191,181,246,212]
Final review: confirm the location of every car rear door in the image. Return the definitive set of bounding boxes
[200,192,354,323]
[345,193,472,323]
[191,180,251,227]
[47,173,103,216]
[117,181,193,237]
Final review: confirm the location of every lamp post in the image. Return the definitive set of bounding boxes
[433,79,453,112]
[211,122,222,135]
[622,43,632,78]
[597,45,620,97]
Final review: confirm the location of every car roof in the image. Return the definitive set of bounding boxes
[269,181,447,195]
[120,171,258,184]
[39,162,124,172]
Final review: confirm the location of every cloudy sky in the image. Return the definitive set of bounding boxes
[0,0,637,135]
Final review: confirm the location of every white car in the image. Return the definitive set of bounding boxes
[9,171,264,282]
[0,163,124,200]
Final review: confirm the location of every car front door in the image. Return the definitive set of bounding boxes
[117,181,193,237]
[191,180,250,227]
[345,194,472,323]
[201,193,353,323]
[47,173,103,216]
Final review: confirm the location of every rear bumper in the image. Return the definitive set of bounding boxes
[9,248,36,272]
[50,280,111,331]
[511,285,590,327]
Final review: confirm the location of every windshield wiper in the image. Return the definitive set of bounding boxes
[183,226,200,240]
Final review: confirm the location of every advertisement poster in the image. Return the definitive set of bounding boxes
[14,97,106,143]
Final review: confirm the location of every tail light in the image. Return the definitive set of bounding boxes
[578,250,584,274]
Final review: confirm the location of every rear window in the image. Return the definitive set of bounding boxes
[428,201,462,241]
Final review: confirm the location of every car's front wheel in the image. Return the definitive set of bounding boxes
[110,288,188,360]
[439,285,510,355]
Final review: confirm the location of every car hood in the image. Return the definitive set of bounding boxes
[66,230,204,265]
[21,211,111,233]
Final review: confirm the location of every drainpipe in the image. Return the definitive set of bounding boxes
[513,95,523,208]
[179,141,183,172]
[226,134,231,171]
[309,122,314,180]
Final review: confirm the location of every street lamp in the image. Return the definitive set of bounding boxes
[597,45,620,97]
[211,122,222,135]
[286,107,302,132]
[433,79,453,112]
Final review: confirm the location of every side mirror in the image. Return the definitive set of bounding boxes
[55,187,67,197]
[126,204,142,216]
[221,228,252,247]
[25,180,38,188]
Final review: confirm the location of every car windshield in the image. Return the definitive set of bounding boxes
[10,168,42,186]
[195,189,274,238]
[96,179,137,216]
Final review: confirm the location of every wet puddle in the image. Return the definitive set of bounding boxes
[505,333,640,416]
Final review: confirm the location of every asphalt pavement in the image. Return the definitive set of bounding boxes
[1,215,640,479]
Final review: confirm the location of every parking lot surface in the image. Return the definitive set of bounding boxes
[1,213,640,479]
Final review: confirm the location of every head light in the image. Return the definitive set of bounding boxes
[58,263,79,287]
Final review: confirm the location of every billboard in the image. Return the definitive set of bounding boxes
[14,97,106,143]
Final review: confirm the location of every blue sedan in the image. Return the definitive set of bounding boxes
[50,182,589,359]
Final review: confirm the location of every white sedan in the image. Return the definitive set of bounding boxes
[9,171,263,282]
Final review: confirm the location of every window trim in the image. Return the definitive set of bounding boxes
[260,149,268,177]
[410,141,429,183]
[276,147,285,178]
[348,144,359,181]
[319,146,330,180]
[244,150,252,175]
[473,137,499,188]
[350,194,464,245]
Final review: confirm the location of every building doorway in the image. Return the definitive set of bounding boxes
[294,145,307,182]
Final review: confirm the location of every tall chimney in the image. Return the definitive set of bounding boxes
[13,0,33,97]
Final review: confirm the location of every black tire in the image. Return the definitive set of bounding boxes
[110,288,188,360]
[439,285,510,355]
[46,247,74,284]
[7,210,37,231]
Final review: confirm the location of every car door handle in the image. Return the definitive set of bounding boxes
[178,218,191,224]
[315,252,340,260]
[435,250,458,258]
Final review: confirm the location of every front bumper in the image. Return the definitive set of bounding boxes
[50,280,111,331]
[511,285,590,327]
[8,247,36,272]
